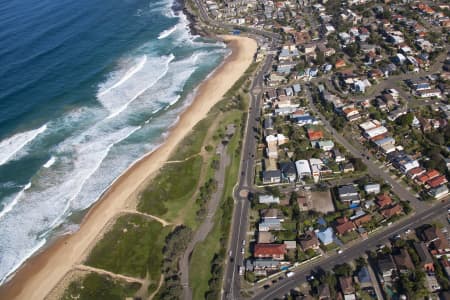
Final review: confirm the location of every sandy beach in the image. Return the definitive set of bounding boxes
[0,35,257,300]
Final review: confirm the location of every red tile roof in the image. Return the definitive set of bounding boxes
[376,194,393,208]
[354,214,372,227]
[417,169,440,184]
[381,204,402,218]
[307,129,323,141]
[427,175,448,188]
[336,221,356,235]
[254,244,287,257]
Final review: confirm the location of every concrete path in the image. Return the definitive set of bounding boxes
[180,142,231,300]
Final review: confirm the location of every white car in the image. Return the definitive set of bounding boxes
[286,271,295,278]
[337,249,343,254]
[241,247,245,254]
[242,239,246,246]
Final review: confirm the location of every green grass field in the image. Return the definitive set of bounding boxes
[85,214,171,280]
[61,273,141,300]
[137,155,203,220]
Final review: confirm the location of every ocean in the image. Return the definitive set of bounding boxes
[0,0,227,282]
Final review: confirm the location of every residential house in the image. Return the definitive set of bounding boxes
[339,276,355,295]
[421,226,449,252]
[284,240,297,250]
[338,185,360,205]
[259,218,282,232]
[357,267,372,289]
[259,194,280,204]
[262,170,282,184]
[313,140,335,151]
[333,149,346,163]
[429,185,449,199]
[307,127,324,141]
[364,183,380,194]
[376,194,392,208]
[426,175,448,189]
[416,169,440,185]
[317,283,331,300]
[335,217,356,235]
[414,242,435,272]
[316,227,334,245]
[254,243,287,260]
[295,160,312,178]
[299,231,320,251]
[380,204,402,219]
[245,259,282,274]
[393,248,415,274]
[261,208,283,220]
[353,214,372,227]
[378,254,396,281]
[280,162,297,182]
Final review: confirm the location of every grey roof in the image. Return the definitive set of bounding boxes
[357,267,371,284]
[263,170,281,178]
[414,242,433,265]
[280,162,297,175]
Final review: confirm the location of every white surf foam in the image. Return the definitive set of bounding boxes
[98,54,175,119]
[158,25,177,39]
[98,55,148,96]
[43,156,56,168]
[0,183,31,220]
[0,124,47,166]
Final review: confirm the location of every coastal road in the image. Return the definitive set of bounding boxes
[251,200,450,299]
[222,54,273,300]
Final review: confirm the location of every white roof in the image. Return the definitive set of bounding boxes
[364,126,387,138]
[295,160,311,174]
[309,158,324,166]
[359,120,380,131]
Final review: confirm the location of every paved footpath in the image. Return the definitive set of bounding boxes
[180,142,231,300]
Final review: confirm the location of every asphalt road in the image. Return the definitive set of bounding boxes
[222,54,273,300]
[251,200,450,300]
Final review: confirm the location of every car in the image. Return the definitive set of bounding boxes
[286,271,295,278]
[337,249,343,254]
[242,240,246,246]
[307,275,315,281]
[241,247,245,254]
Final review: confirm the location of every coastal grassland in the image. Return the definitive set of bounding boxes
[85,214,171,280]
[137,155,203,220]
[169,115,215,161]
[189,63,256,299]
[61,272,141,300]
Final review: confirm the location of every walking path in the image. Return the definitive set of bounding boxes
[180,141,231,300]
[120,209,171,227]
[74,264,145,284]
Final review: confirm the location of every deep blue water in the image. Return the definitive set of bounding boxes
[0,0,227,282]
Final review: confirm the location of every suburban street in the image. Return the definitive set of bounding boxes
[251,200,449,300]
[190,1,450,299]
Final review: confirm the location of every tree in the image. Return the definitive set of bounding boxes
[350,157,367,172]
[396,112,414,128]
[333,263,353,276]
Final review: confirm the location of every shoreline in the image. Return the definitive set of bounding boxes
[0,35,257,300]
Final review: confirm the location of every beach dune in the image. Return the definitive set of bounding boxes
[0,35,257,300]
